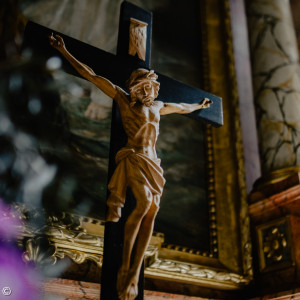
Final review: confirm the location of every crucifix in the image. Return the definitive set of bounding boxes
[23,1,223,300]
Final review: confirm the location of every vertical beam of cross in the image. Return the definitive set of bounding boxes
[101,2,152,300]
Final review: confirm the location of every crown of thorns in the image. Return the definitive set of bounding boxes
[126,69,159,89]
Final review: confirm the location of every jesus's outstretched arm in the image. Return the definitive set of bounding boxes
[49,34,117,99]
[159,97,212,115]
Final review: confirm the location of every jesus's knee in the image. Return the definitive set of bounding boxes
[131,185,153,217]
[153,195,160,209]
[148,195,160,216]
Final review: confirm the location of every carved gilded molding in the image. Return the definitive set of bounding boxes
[199,0,219,260]
[15,208,250,290]
[145,258,249,289]
[256,216,295,272]
[263,227,287,262]
[14,208,103,268]
[55,249,102,267]
[22,236,57,265]
[44,216,104,268]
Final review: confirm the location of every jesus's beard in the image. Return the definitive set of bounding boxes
[142,97,154,107]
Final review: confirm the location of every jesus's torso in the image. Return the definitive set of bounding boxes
[114,87,163,159]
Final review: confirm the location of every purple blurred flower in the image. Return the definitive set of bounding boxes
[0,199,41,299]
[0,199,23,240]
[0,244,41,300]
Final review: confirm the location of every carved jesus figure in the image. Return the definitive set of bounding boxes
[50,34,212,300]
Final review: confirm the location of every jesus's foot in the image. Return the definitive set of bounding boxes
[118,272,138,300]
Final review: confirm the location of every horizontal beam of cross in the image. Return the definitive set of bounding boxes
[23,22,223,127]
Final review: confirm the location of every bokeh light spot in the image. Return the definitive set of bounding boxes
[46,56,62,71]
[28,98,41,115]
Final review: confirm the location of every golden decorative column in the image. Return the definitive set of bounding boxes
[247,0,300,175]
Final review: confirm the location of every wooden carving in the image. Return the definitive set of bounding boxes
[49,34,212,300]
[128,18,148,61]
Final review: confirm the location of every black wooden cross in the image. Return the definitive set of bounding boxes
[22,1,223,299]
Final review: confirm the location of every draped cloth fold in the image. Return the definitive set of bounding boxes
[106,147,165,221]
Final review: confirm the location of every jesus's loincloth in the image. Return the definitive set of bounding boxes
[106,147,165,222]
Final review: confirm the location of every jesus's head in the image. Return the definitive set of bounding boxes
[126,69,160,107]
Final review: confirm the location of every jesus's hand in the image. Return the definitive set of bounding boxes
[49,33,65,51]
[199,98,212,109]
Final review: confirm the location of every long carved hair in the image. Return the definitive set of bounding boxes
[126,68,160,107]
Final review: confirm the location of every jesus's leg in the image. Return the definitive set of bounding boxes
[117,185,153,297]
[119,195,160,300]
